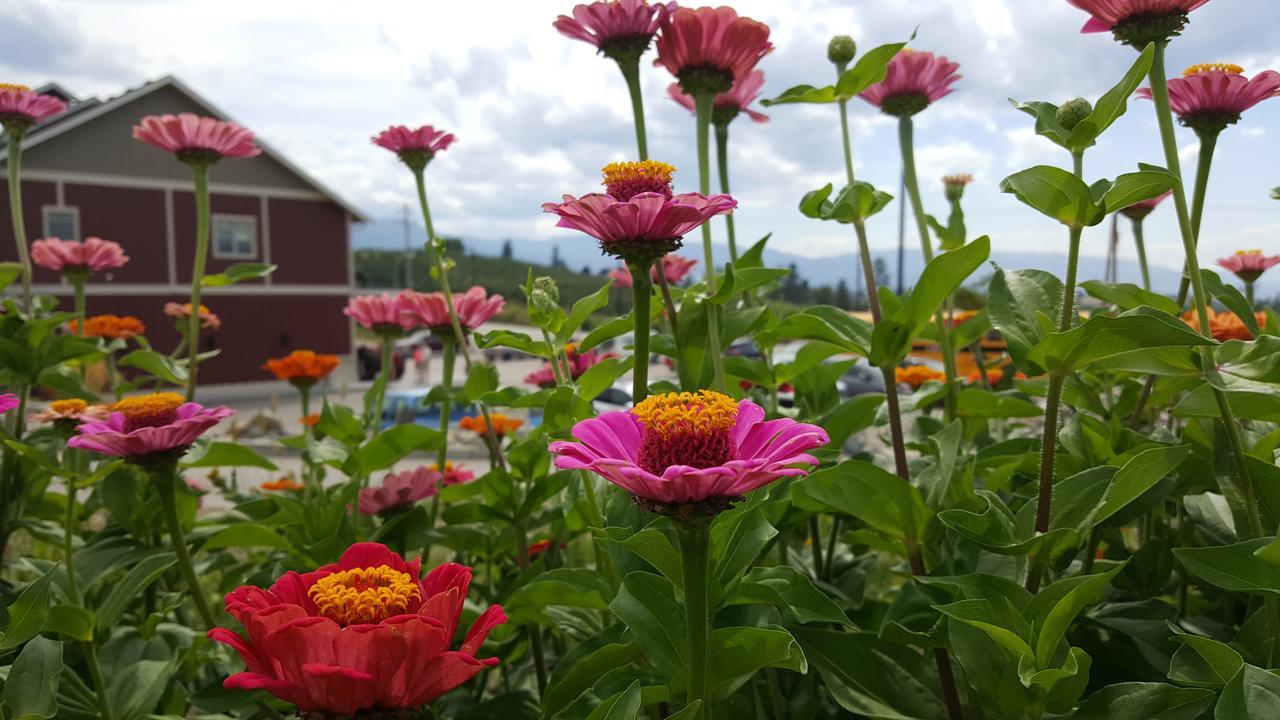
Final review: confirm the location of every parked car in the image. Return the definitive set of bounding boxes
[356,344,406,381]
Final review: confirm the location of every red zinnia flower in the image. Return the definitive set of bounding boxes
[654,6,772,96]
[1137,64,1280,134]
[210,543,505,715]
[668,69,769,124]
[359,466,440,515]
[1067,0,1210,34]
[860,49,961,117]
[133,113,260,163]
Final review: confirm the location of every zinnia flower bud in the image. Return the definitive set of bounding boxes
[828,35,857,66]
[942,174,973,202]
[1056,97,1093,130]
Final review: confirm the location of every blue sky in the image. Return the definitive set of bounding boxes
[3,0,1279,289]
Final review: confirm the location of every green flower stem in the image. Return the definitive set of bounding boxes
[1131,218,1152,291]
[1148,41,1262,539]
[808,516,824,577]
[72,276,86,335]
[837,98,855,184]
[436,335,457,471]
[1173,129,1219,307]
[654,260,680,335]
[151,461,217,628]
[538,329,568,387]
[853,221,909,481]
[512,518,549,695]
[1246,281,1254,307]
[628,259,653,402]
[898,116,959,422]
[694,92,726,393]
[714,122,739,265]
[618,58,649,161]
[677,518,712,716]
[186,164,211,402]
[370,335,396,439]
[7,133,32,311]
[85,642,113,720]
[63,476,81,604]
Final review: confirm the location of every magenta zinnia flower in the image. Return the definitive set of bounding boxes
[554,0,675,61]
[550,390,828,510]
[668,69,768,124]
[524,347,616,389]
[372,125,456,170]
[0,84,67,130]
[68,392,232,459]
[133,113,260,163]
[1137,64,1280,134]
[655,6,772,97]
[860,49,961,117]
[1067,0,1209,34]
[545,192,735,262]
[399,286,504,332]
[1217,250,1280,284]
[0,394,18,415]
[359,466,441,515]
[1119,190,1171,221]
[30,236,129,276]
[345,294,418,336]
[209,543,505,715]
[610,254,698,287]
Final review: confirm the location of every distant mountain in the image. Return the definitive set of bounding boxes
[353,218,1269,298]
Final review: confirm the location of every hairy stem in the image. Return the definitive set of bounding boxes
[7,133,32,311]
[152,463,217,628]
[714,122,739,265]
[694,92,726,392]
[629,259,653,402]
[677,519,712,717]
[186,164,211,402]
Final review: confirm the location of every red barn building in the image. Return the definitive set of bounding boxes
[0,76,364,385]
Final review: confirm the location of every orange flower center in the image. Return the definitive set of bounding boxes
[1184,63,1244,76]
[50,399,88,415]
[114,393,184,431]
[602,160,675,201]
[1235,249,1262,256]
[0,84,30,92]
[308,565,421,626]
[632,390,737,475]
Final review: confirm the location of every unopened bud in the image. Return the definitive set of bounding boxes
[1056,97,1093,130]
[828,35,856,66]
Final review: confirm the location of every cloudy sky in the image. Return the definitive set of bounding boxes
[4,0,1279,285]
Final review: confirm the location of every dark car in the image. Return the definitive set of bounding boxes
[836,360,885,397]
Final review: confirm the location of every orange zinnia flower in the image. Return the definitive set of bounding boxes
[459,413,524,437]
[896,365,947,389]
[1181,308,1267,342]
[263,350,340,386]
[299,414,322,426]
[68,314,146,340]
[261,478,304,491]
[164,302,221,330]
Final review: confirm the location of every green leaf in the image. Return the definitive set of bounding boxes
[5,635,62,720]
[0,567,56,651]
[182,441,277,470]
[348,424,442,476]
[609,572,685,675]
[202,523,291,551]
[1072,682,1214,720]
[711,504,777,588]
[0,262,23,292]
[476,329,551,358]
[956,388,1042,419]
[41,604,95,642]
[1011,99,1068,147]
[988,266,1063,375]
[1080,280,1180,315]
[202,262,276,286]
[504,569,613,623]
[1217,664,1280,719]
[576,356,633,401]
[107,658,175,720]
[936,599,1034,659]
[579,315,633,353]
[585,680,643,720]
[1028,307,1213,374]
[1028,564,1124,667]
[763,83,837,106]
[793,460,932,545]
[869,236,990,367]
[728,566,852,626]
[462,362,499,403]
[558,281,612,345]
[1094,445,1189,524]
[708,626,807,696]
[1065,43,1155,152]
[118,349,186,386]
[1000,166,1101,228]
[1175,537,1280,596]
[1169,633,1244,688]
[1209,336,1280,394]
[597,525,683,591]
[772,306,873,356]
[800,182,894,223]
[1101,169,1177,215]
[542,630,645,719]
[834,41,909,97]
[791,627,946,719]
[94,552,177,630]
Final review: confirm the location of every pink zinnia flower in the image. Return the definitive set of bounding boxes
[655,6,772,96]
[544,192,735,262]
[372,125,456,170]
[359,466,440,515]
[1067,0,1210,34]
[30,237,129,275]
[610,254,698,287]
[209,543,505,715]
[550,390,828,509]
[399,286,504,332]
[554,0,675,60]
[668,69,769,124]
[344,294,417,335]
[1137,64,1280,134]
[68,392,232,459]
[164,302,221,331]
[524,347,616,389]
[0,84,67,129]
[435,462,475,487]
[28,398,111,426]
[1119,190,1171,221]
[133,113,260,162]
[0,394,18,415]
[860,49,961,117]
[1217,250,1280,284]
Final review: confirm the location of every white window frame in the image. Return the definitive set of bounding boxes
[211,213,257,260]
[41,205,79,240]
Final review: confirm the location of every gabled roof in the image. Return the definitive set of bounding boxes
[9,75,367,221]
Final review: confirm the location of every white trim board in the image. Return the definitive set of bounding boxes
[22,283,353,297]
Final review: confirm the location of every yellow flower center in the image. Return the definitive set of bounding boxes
[50,399,88,415]
[1236,249,1262,256]
[632,391,738,474]
[114,392,185,431]
[602,160,675,201]
[308,565,421,626]
[0,84,31,92]
[1184,63,1244,76]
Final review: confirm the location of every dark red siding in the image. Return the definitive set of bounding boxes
[269,198,349,285]
[172,191,264,284]
[0,179,58,273]
[64,183,168,284]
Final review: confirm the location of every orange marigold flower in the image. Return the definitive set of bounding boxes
[164,301,221,330]
[299,414,322,426]
[263,350,340,385]
[261,478,304,491]
[459,413,524,437]
[896,365,947,389]
[68,314,147,340]
[1182,307,1267,342]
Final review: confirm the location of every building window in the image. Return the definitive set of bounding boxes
[42,206,79,240]
[212,215,256,259]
